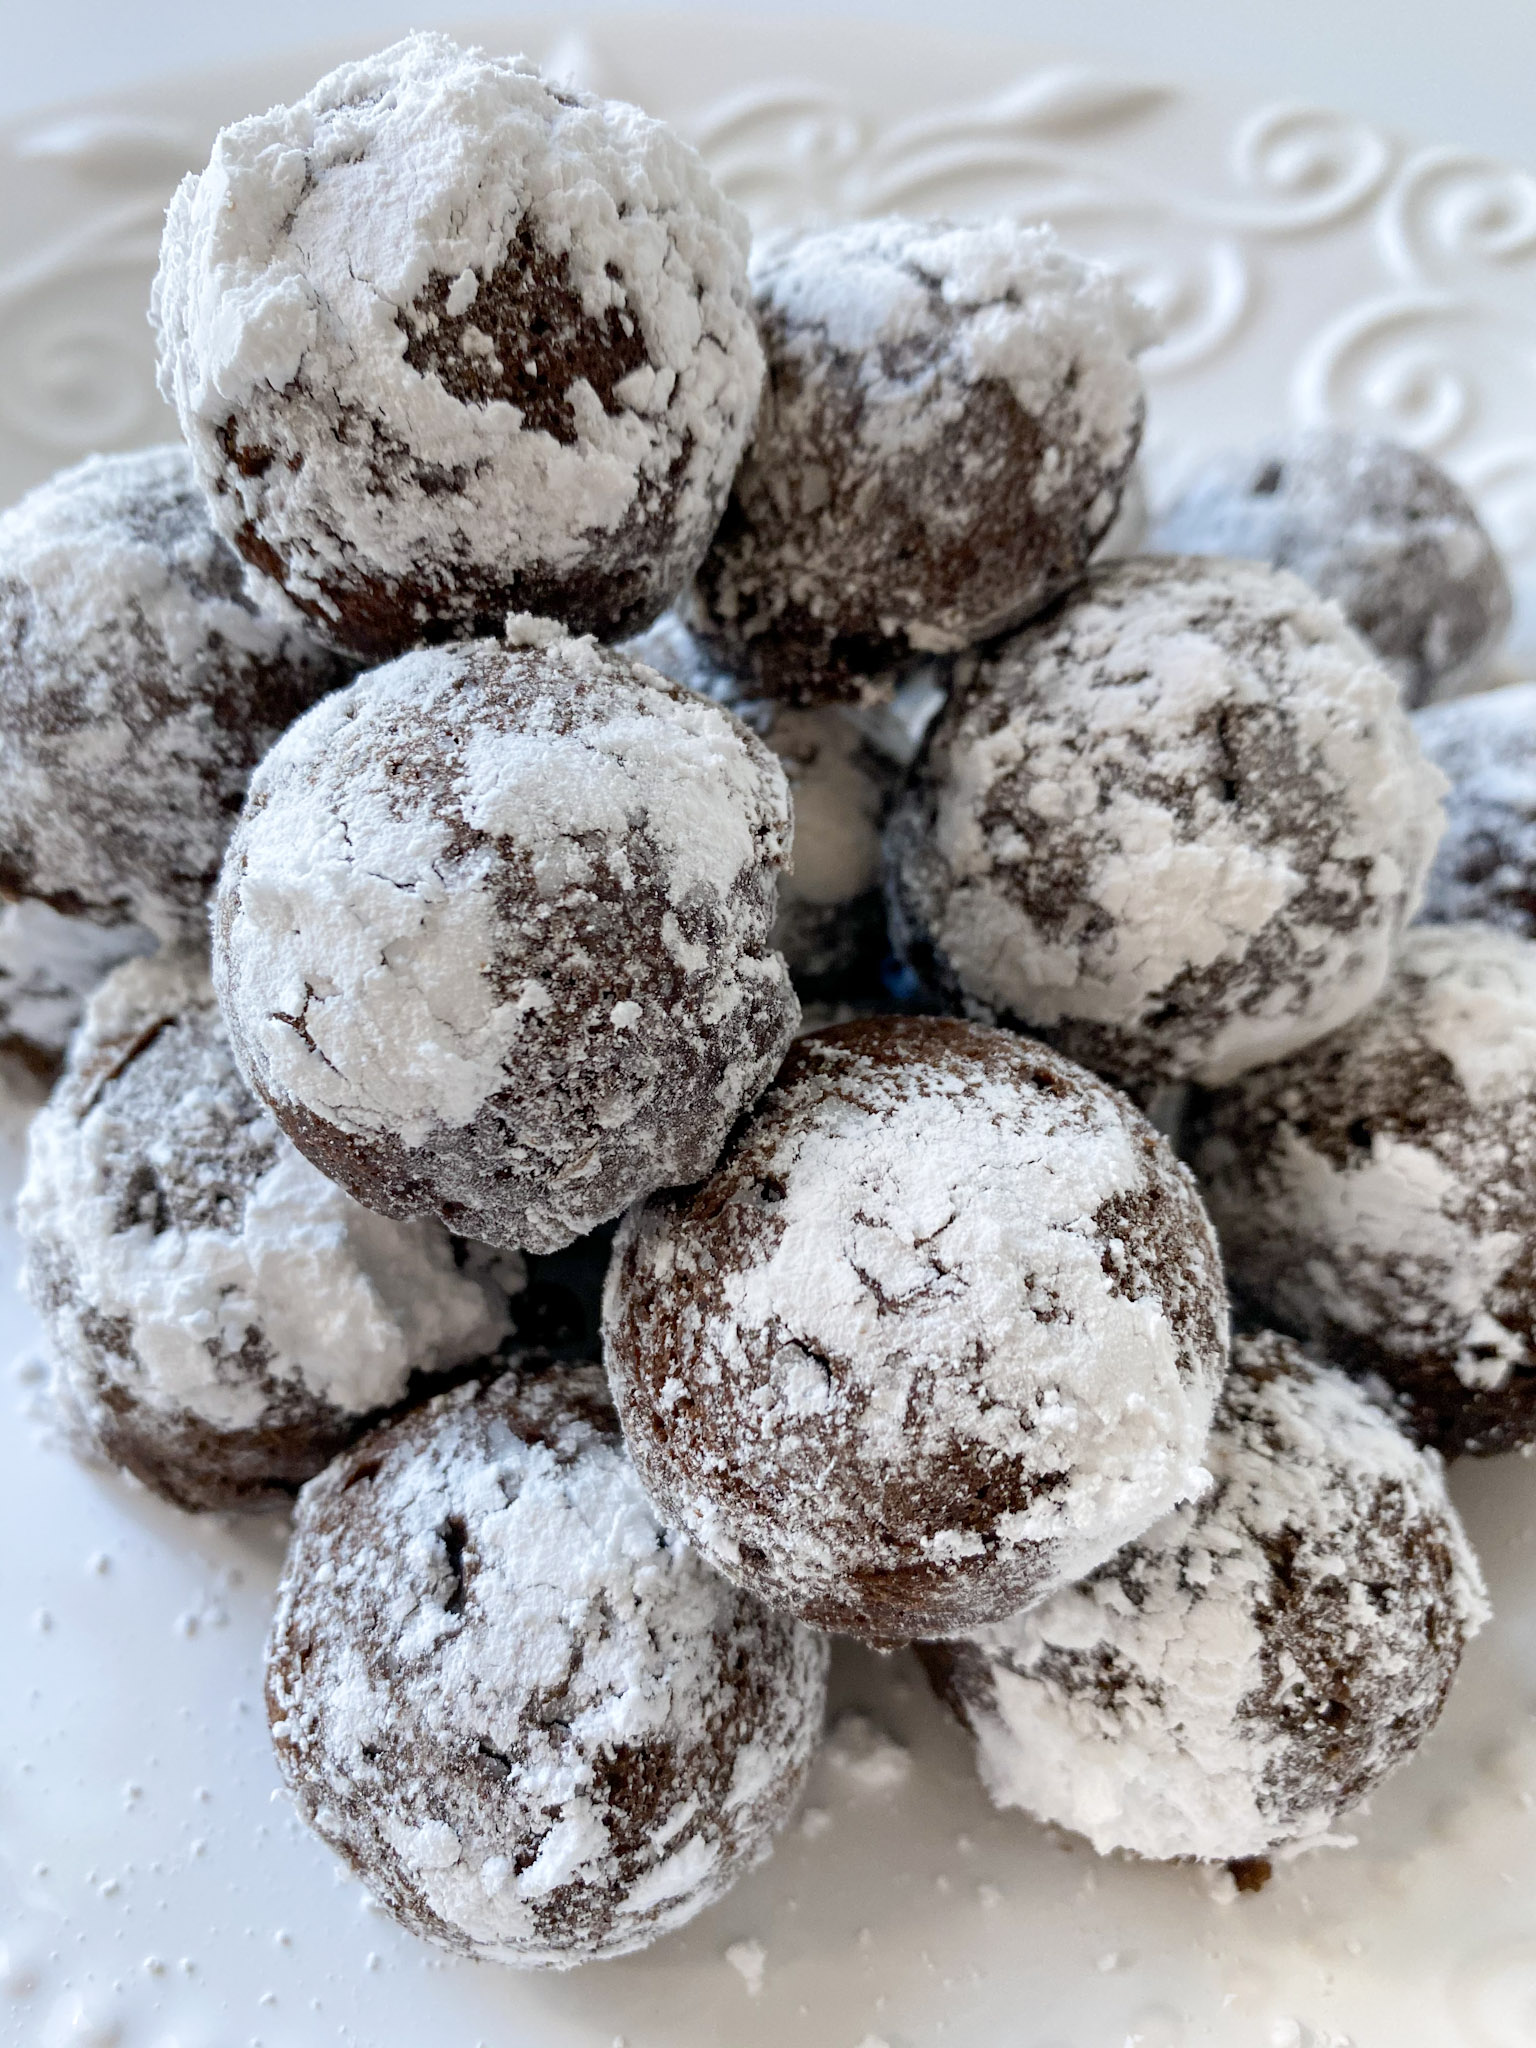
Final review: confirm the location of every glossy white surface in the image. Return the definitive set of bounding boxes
[6,20,1536,2048]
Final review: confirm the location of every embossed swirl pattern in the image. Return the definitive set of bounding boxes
[0,42,1533,615]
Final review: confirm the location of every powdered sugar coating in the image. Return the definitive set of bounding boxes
[0,446,349,942]
[1149,431,1512,707]
[266,1366,829,1967]
[1190,922,1536,1455]
[214,631,798,1254]
[886,556,1446,1093]
[1414,682,1536,936]
[0,900,155,1080]
[624,611,899,992]
[923,1332,1486,1864]
[152,33,763,660]
[19,949,518,1512]
[603,1016,1229,1643]
[688,217,1153,703]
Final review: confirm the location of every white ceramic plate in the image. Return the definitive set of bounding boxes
[5,17,1536,2048]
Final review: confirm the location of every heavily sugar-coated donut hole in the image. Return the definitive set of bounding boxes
[213,628,799,1254]
[1190,922,1536,1457]
[921,1331,1487,1864]
[0,446,349,942]
[20,949,519,1512]
[885,555,1446,1095]
[266,1365,830,1966]
[603,1014,1229,1644]
[1148,429,1512,707]
[153,34,765,661]
[689,216,1153,703]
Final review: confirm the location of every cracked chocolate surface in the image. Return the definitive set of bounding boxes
[20,948,517,1511]
[266,1364,829,1965]
[214,633,799,1253]
[604,1014,1228,1643]
[920,1332,1486,1862]
[1190,921,1536,1456]
[885,555,1445,1094]
[0,447,349,942]
[689,217,1150,703]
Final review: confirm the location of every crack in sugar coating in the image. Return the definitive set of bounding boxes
[1148,430,1512,707]
[19,948,518,1512]
[603,1015,1228,1644]
[0,447,350,942]
[152,33,764,662]
[265,1365,829,1967]
[885,556,1446,1094]
[920,1331,1487,1863]
[688,216,1153,704]
[1414,682,1536,939]
[214,631,799,1254]
[1190,922,1536,1456]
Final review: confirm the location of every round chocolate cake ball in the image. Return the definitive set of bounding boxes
[214,626,798,1254]
[153,33,764,661]
[1148,430,1512,707]
[267,1364,829,1967]
[625,611,900,994]
[0,901,154,1086]
[0,446,348,941]
[603,1016,1229,1644]
[19,949,519,1512]
[1414,681,1536,936]
[921,1331,1486,1865]
[1190,923,1536,1456]
[688,216,1154,704]
[886,556,1446,1094]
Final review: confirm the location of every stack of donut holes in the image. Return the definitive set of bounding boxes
[8,24,1528,1973]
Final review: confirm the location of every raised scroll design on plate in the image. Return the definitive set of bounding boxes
[0,41,1533,629]
[684,85,1391,381]
[0,198,174,457]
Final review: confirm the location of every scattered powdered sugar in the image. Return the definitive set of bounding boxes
[215,632,798,1252]
[1415,681,1536,938]
[153,32,762,653]
[930,1333,1487,1864]
[604,1017,1228,1641]
[822,1713,913,1796]
[690,216,1152,700]
[1148,430,1512,707]
[886,556,1446,1092]
[20,949,516,1476]
[725,1937,767,1995]
[0,446,347,941]
[266,1368,829,1966]
[0,900,155,1069]
[1190,923,1536,1453]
